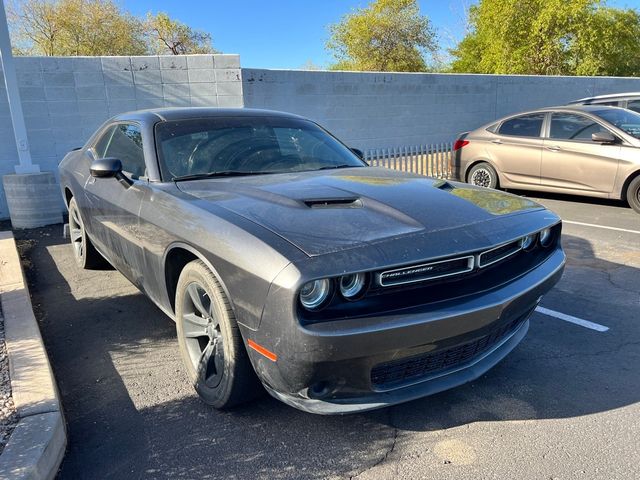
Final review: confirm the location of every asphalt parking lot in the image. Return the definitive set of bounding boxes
[15,191,640,480]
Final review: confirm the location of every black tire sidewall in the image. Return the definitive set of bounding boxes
[468,163,498,189]
[627,176,640,213]
[175,261,240,407]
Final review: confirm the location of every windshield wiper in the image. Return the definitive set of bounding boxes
[172,171,263,182]
[317,164,357,170]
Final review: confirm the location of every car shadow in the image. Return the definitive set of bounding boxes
[505,188,629,210]
[15,226,640,479]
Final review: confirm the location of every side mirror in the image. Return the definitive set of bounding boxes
[90,158,123,178]
[350,147,364,159]
[591,131,616,144]
[90,158,132,187]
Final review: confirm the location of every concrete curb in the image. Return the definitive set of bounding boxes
[0,231,66,480]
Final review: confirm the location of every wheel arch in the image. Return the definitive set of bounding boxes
[621,169,640,201]
[63,186,73,207]
[163,242,235,318]
[465,159,501,184]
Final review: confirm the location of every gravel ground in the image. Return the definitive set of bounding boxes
[0,308,19,454]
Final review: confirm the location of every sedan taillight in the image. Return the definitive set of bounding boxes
[453,139,469,151]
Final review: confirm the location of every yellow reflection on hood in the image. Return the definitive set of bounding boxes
[336,175,410,186]
[450,187,540,215]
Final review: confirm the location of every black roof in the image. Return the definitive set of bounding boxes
[112,107,305,123]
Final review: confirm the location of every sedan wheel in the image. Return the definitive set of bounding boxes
[68,197,103,269]
[175,260,260,408]
[468,162,499,189]
[626,176,640,214]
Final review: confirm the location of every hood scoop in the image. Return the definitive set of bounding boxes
[433,180,456,191]
[302,197,363,209]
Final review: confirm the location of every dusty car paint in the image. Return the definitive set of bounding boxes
[59,108,565,414]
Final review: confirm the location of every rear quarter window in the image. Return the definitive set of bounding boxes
[498,114,545,138]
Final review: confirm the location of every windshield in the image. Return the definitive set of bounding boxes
[154,116,366,180]
[592,108,640,139]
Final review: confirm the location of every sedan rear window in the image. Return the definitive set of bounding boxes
[154,116,365,180]
[592,108,640,139]
[498,114,545,138]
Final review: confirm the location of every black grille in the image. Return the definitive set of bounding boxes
[378,256,473,286]
[478,240,522,268]
[370,315,528,389]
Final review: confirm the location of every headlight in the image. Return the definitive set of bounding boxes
[521,234,536,251]
[299,279,331,310]
[339,273,366,300]
[539,228,553,247]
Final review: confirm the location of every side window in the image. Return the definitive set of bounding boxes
[498,114,545,138]
[627,100,640,114]
[103,124,146,177]
[93,126,115,158]
[549,113,604,141]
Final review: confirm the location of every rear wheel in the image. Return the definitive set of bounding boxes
[468,162,499,189]
[626,176,640,214]
[175,260,260,409]
[68,197,103,269]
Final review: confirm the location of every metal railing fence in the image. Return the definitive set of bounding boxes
[364,143,453,179]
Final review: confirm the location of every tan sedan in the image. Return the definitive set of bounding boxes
[452,105,640,213]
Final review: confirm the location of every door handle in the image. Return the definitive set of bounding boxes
[545,145,561,152]
[491,139,503,145]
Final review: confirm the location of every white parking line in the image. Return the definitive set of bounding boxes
[563,220,640,235]
[535,306,610,332]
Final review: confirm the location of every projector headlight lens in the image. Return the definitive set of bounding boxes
[539,228,553,247]
[300,279,331,310]
[339,273,366,300]
[521,234,536,250]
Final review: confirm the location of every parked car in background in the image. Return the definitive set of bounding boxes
[453,105,640,213]
[568,92,640,113]
[59,107,565,414]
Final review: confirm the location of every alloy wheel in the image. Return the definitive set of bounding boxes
[69,206,84,262]
[471,168,492,188]
[181,282,225,388]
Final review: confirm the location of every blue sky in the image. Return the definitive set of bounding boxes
[126,0,640,69]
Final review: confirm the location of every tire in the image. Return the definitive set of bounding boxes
[68,197,104,269]
[626,175,640,214]
[467,162,499,189]
[175,260,260,409]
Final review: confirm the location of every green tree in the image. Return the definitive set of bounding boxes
[450,0,640,76]
[144,12,217,55]
[326,0,437,72]
[8,1,218,56]
[9,0,147,56]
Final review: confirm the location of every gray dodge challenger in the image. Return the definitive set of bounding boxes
[59,108,565,414]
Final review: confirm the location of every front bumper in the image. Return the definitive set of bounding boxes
[246,248,565,415]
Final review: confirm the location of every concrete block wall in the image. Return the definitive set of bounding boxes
[243,68,640,151]
[0,54,242,219]
[2,54,640,221]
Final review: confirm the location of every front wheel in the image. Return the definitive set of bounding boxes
[626,176,640,214]
[68,197,104,269]
[175,260,260,409]
[468,162,499,189]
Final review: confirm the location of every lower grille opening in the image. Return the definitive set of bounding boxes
[370,311,531,389]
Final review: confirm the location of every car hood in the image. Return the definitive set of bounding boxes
[176,167,543,257]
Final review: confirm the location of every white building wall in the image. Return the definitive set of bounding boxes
[243,68,640,151]
[0,54,242,219]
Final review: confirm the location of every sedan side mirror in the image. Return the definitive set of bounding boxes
[591,131,616,144]
[350,148,364,159]
[90,158,132,187]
